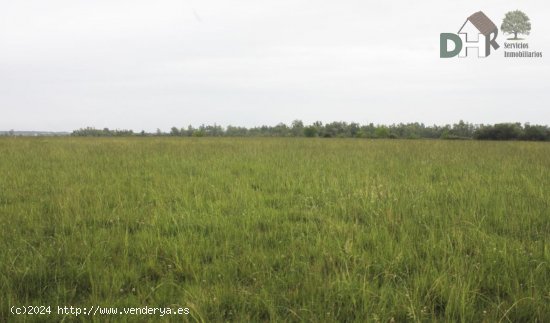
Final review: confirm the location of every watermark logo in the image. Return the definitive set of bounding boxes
[440,11,499,58]
[440,10,542,59]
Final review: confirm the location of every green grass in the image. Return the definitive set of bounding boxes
[1,137,549,322]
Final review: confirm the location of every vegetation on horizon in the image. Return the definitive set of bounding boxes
[1,138,549,322]
[69,121,550,141]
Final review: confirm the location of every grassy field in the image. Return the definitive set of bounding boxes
[0,137,549,322]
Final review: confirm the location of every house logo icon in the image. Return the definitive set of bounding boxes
[440,11,500,58]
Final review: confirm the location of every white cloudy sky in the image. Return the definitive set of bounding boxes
[0,0,548,131]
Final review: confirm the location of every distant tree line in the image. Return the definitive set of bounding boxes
[0,130,16,136]
[71,121,550,141]
[71,127,135,137]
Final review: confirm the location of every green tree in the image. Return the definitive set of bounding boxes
[303,126,318,137]
[192,130,205,137]
[501,10,531,40]
[170,127,180,136]
[291,120,304,137]
[374,126,390,139]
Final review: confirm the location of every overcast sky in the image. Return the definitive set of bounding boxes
[0,0,548,131]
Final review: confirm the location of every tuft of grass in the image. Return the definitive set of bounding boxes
[0,137,549,322]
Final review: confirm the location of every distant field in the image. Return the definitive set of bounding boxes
[1,138,549,322]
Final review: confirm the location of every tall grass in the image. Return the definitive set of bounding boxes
[1,138,549,322]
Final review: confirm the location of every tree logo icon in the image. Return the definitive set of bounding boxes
[501,10,531,40]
